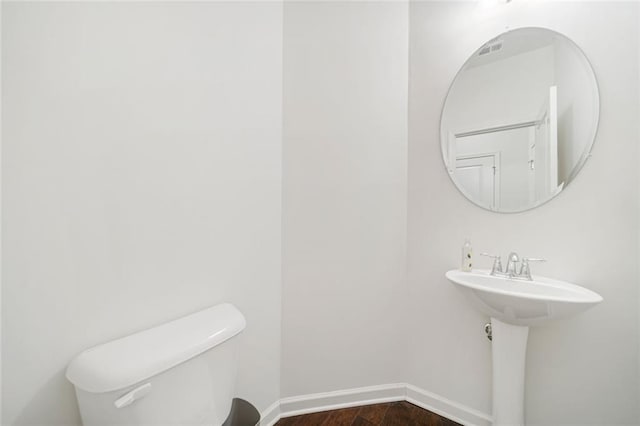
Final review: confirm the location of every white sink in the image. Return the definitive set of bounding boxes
[446,269,602,326]
[445,268,603,425]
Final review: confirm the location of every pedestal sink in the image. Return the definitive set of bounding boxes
[445,269,602,426]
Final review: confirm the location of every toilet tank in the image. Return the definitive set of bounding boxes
[66,303,246,426]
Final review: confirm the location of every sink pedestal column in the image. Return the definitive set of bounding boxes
[491,318,529,426]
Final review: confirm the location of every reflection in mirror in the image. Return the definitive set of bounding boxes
[441,28,599,213]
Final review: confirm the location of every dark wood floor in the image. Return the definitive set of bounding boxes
[274,401,461,426]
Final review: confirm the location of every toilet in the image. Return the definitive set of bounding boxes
[66,303,247,426]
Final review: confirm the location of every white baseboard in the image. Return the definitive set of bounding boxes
[279,383,406,418]
[259,383,492,426]
[405,384,492,426]
[259,400,281,426]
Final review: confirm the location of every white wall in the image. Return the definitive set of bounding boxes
[281,1,409,397]
[444,45,554,134]
[554,39,599,184]
[2,2,282,424]
[1,1,4,422]
[408,1,639,425]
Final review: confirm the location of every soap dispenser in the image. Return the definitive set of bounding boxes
[461,239,473,272]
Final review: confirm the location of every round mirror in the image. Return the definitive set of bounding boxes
[440,27,599,213]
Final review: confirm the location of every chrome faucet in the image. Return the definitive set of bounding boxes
[480,252,545,281]
[505,252,520,276]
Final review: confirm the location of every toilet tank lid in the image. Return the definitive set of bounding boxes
[66,303,246,393]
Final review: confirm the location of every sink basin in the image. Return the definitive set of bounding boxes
[446,269,603,326]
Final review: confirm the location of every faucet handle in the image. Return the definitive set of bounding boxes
[522,257,546,263]
[520,257,546,280]
[480,253,503,275]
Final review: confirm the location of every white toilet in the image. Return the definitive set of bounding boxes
[66,303,246,426]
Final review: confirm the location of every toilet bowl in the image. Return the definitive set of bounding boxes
[66,303,246,426]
